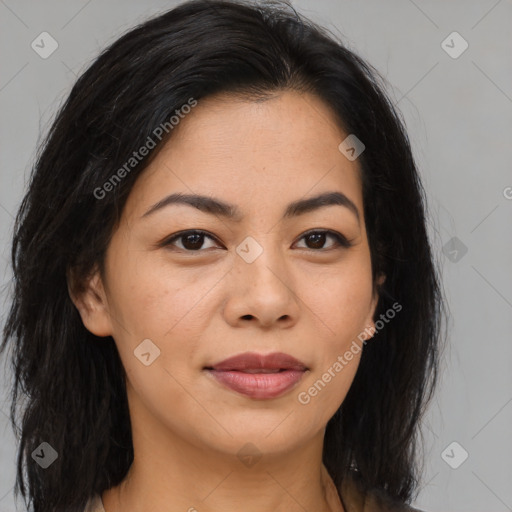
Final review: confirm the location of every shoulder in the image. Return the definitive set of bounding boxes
[340,471,425,512]
[84,493,106,512]
[362,488,424,512]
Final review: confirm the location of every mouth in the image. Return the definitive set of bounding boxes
[204,351,308,372]
[203,352,309,399]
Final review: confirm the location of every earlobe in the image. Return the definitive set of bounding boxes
[375,271,386,290]
[372,272,386,308]
[66,267,113,338]
[364,272,387,340]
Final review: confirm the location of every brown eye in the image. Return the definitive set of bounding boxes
[162,229,352,253]
[163,230,221,251]
[180,232,206,250]
[304,232,327,249]
[295,230,352,250]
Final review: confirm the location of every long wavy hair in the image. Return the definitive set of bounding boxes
[0,1,447,510]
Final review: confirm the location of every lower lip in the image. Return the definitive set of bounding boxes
[205,369,306,399]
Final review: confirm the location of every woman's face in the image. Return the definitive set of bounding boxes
[76,90,381,461]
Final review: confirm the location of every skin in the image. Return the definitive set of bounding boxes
[71,90,385,512]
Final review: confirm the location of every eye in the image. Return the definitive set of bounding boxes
[161,229,353,253]
[162,230,222,252]
[294,229,353,250]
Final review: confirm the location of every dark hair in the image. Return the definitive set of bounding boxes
[1,1,447,510]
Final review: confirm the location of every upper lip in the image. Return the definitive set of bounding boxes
[205,352,308,371]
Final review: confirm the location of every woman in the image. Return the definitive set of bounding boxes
[0,0,446,511]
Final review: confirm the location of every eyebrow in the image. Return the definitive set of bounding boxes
[141,191,360,224]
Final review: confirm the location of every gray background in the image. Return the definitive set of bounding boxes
[1,1,511,511]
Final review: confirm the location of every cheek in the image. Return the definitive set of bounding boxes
[105,254,229,406]
[107,249,223,340]
[304,261,373,340]
[296,350,362,431]
[299,260,371,407]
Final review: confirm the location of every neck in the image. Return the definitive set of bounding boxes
[101,393,344,512]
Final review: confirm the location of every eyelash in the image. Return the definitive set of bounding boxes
[161,229,353,253]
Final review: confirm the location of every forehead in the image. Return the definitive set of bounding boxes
[123,90,364,221]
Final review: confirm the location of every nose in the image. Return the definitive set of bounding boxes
[222,243,300,329]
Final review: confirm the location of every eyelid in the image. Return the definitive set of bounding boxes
[160,228,353,251]
[295,228,354,249]
[159,230,223,250]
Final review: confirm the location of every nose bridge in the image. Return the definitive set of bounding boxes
[233,233,286,285]
[225,232,299,326]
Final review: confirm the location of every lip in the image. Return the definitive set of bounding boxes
[204,352,309,400]
[206,351,308,372]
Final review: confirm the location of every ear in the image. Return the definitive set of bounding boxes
[67,266,114,337]
[362,272,386,340]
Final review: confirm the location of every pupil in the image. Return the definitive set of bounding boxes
[307,233,325,249]
[180,232,326,251]
[183,233,203,250]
